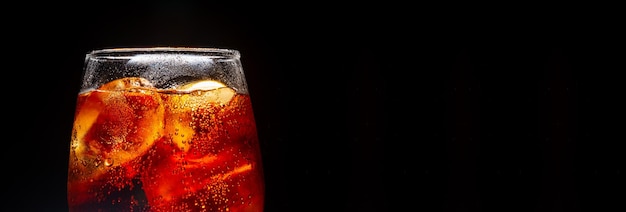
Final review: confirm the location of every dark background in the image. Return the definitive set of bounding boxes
[5,2,623,211]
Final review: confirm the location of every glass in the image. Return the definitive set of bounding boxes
[67,47,265,211]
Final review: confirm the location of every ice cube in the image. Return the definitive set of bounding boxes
[98,77,155,91]
[69,77,164,181]
[162,80,235,151]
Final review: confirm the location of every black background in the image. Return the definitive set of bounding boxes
[5,2,624,212]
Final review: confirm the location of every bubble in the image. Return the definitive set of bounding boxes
[104,158,114,167]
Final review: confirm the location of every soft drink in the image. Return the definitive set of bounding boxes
[67,77,264,211]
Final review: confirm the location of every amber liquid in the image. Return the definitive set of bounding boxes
[67,80,264,212]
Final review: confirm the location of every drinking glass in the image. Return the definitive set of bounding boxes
[67,47,265,211]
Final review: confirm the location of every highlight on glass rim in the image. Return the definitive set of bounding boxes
[67,47,265,211]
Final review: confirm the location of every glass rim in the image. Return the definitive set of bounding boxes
[87,47,241,59]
